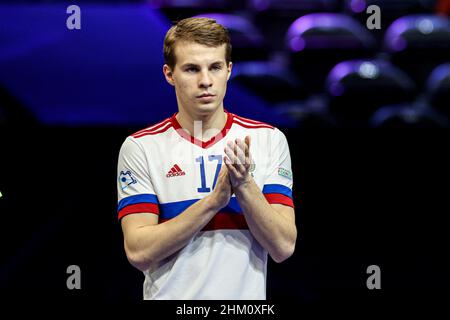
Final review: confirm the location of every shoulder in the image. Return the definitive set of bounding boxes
[129,116,174,139]
[119,116,176,157]
[230,113,289,144]
[119,135,145,158]
[231,113,275,130]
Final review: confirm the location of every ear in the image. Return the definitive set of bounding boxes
[226,62,233,81]
[163,64,175,86]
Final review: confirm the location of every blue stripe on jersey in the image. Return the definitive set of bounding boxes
[159,199,197,219]
[224,198,242,213]
[159,197,243,220]
[262,184,292,198]
[118,194,159,211]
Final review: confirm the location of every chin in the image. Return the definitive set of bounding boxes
[195,103,220,114]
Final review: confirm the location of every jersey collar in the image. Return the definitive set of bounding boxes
[171,110,234,149]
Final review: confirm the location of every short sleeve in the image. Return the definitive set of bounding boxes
[117,137,159,220]
[262,128,294,208]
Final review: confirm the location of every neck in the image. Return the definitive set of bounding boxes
[176,107,227,142]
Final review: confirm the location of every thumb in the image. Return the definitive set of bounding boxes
[218,160,229,177]
[245,135,251,150]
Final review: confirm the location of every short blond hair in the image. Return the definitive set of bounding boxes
[164,17,232,69]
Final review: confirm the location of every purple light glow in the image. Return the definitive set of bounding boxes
[384,19,409,52]
[350,0,366,13]
[289,36,305,52]
[390,36,407,52]
[384,15,450,52]
[327,61,355,84]
[286,13,373,51]
[252,0,270,11]
[330,83,344,96]
[384,17,410,52]
[427,63,450,91]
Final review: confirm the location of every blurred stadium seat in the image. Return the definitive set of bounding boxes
[272,98,339,128]
[286,13,377,93]
[345,0,437,31]
[370,103,449,127]
[326,59,417,126]
[1,1,448,129]
[194,13,268,61]
[426,62,450,117]
[230,61,306,103]
[384,14,450,88]
[251,0,341,52]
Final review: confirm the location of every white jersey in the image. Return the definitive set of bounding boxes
[117,111,294,300]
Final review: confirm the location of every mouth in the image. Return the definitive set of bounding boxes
[196,93,215,98]
[196,93,216,103]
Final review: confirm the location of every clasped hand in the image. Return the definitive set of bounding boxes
[223,136,252,190]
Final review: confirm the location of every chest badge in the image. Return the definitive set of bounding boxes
[166,164,186,178]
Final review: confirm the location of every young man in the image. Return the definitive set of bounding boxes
[117,17,296,300]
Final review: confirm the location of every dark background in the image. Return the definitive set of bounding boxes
[1,126,448,304]
[1,0,450,306]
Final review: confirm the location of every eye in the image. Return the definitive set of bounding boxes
[211,65,222,71]
[185,67,199,73]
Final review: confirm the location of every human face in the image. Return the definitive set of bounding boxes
[163,42,232,117]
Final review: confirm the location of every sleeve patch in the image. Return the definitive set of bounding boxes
[278,167,292,180]
[119,170,137,190]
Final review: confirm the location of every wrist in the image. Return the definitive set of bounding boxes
[205,192,227,212]
[233,175,253,193]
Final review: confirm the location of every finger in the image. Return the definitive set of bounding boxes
[224,155,239,176]
[217,157,228,182]
[227,140,235,151]
[234,138,245,152]
[234,136,251,166]
[244,135,251,159]
[235,138,247,154]
[226,141,237,164]
[225,146,240,166]
[216,161,230,185]
[235,138,250,167]
[225,146,242,168]
[218,162,228,176]
[235,139,246,165]
[233,139,242,165]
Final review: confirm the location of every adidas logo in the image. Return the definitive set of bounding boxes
[166,164,186,178]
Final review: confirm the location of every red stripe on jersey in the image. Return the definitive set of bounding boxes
[233,118,274,129]
[133,123,173,138]
[174,164,182,172]
[202,213,248,231]
[159,213,248,230]
[144,119,172,133]
[171,111,234,149]
[132,118,171,137]
[170,168,177,173]
[118,203,160,220]
[233,114,273,128]
[264,193,294,207]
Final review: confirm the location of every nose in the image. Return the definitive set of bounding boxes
[199,70,213,88]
